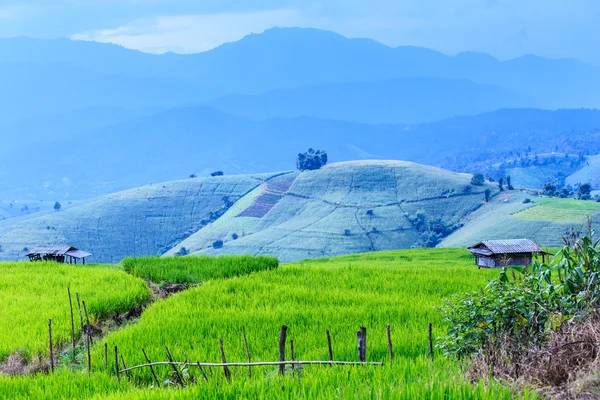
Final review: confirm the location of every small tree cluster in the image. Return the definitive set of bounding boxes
[296,149,328,171]
[470,173,485,186]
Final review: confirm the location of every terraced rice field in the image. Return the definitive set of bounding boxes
[0,250,537,399]
[514,198,600,223]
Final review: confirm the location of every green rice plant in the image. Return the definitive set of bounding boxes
[122,255,278,284]
[515,198,600,223]
[0,262,150,362]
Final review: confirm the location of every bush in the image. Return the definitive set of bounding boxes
[523,198,532,204]
[231,233,239,240]
[470,173,485,186]
[344,229,351,236]
[439,229,600,365]
[175,247,189,256]
[122,255,279,284]
[211,171,224,177]
[212,240,224,249]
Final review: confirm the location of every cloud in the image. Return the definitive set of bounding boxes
[72,9,306,53]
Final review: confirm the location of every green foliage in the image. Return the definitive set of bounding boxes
[212,239,224,249]
[122,255,279,284]
[297,148,328,171]
[53,201,61,212]
[439,230,600,359]
[515,198,600,223]
[0,262,150,362]
[471,173,485,186]
[579,183,592,200]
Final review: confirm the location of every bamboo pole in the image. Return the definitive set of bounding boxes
[104,343,108,372]
[114,346,120,382]
[76,293,85,347]
[290,340,295,375]
[326,330,333,362]
[219,339,231,383]
[165,347,184,387]
[82,300,92,345]
[279,325,288,376]
[48,319,54,373]
[142,349,161,387]
[196,362,209,382]
[242,326,252,378]
[119,360,384,374]
[386,324,393,361]
[121,354,131,380]
[67,288,75,360]
[428,323,434,360]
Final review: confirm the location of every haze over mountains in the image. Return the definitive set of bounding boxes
[2,27,600,200]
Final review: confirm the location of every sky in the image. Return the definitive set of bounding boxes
[1,1,599,64]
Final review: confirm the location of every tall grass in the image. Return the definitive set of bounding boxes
[0,262,150,361]
[122,255,278,284]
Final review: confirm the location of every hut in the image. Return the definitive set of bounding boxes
[467,239,549,268]
[26,246,92,264]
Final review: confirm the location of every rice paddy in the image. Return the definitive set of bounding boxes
[122,255,279,284]
[514,198,600,223]
[0,262,150,362]
[0,249,538,399]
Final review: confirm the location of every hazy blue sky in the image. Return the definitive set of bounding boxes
[1,1,599,64]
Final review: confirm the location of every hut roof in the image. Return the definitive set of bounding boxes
[468,239,544,255]
[27,245,92,259]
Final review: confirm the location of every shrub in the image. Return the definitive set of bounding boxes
[231,233,239,240]
[439,229,600,367]
[579,183,592,200]
[523,198,532,204]
[211,171,224,177]
[175,247,189,256]
[366,210,374,217]
[344,229,351,236]
[212,240,224,249]
[470,173,485,186]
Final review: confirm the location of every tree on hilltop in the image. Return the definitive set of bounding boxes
[297,148,328,171]
[54,201,61,212]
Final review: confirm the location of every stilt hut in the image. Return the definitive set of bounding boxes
[468,239,549,268]
[26,246,92,264]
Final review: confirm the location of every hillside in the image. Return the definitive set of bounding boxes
[0,161,496,263]
[440,192,600,248]
[0,173,279,262]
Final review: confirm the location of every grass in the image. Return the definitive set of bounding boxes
[122,255,279,284]
[514,198,600,223]
[0,262,150,362]
[0,249,538,399]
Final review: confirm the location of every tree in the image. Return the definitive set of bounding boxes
[578,183,592,200]
[506,175,514,190]
[484,189,491,202]
[212,240,224,249]
[470,173,485,186]
[231,233,239,240]
[543,182,557,197]
[498,177,504,192]
[175,247,189,256]
[189,173,197,179]
[211,171,224,177]
[296,148,328,171]
[53,201,61,212]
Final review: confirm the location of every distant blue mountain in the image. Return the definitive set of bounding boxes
[1,107,600,200]
[207,77,532,124]
[1,27,599,114]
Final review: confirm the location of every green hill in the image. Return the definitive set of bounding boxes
[0,161,495,263]
[440,192,600,248]
[0,173,280,263]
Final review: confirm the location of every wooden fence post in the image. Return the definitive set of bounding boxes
[196,362,209,382]
[48,319,54,373]
[242,326,251,378]
[326,330,333,364]
[121,354,130,380]
[218,339,231,383]
[142,349,161,387]
[76,293,85,347]
[357,327,366,362]
[278,325,288,375]
[114,345,120,382]
[165,347,185,387]
[428,323,434,360]
[386,324,393,361]
[82,300,92,345]
[104,343,108,372]
[67,288,75,360]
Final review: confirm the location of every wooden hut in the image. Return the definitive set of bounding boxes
[26,246,92,264]
[467,239,549,268]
